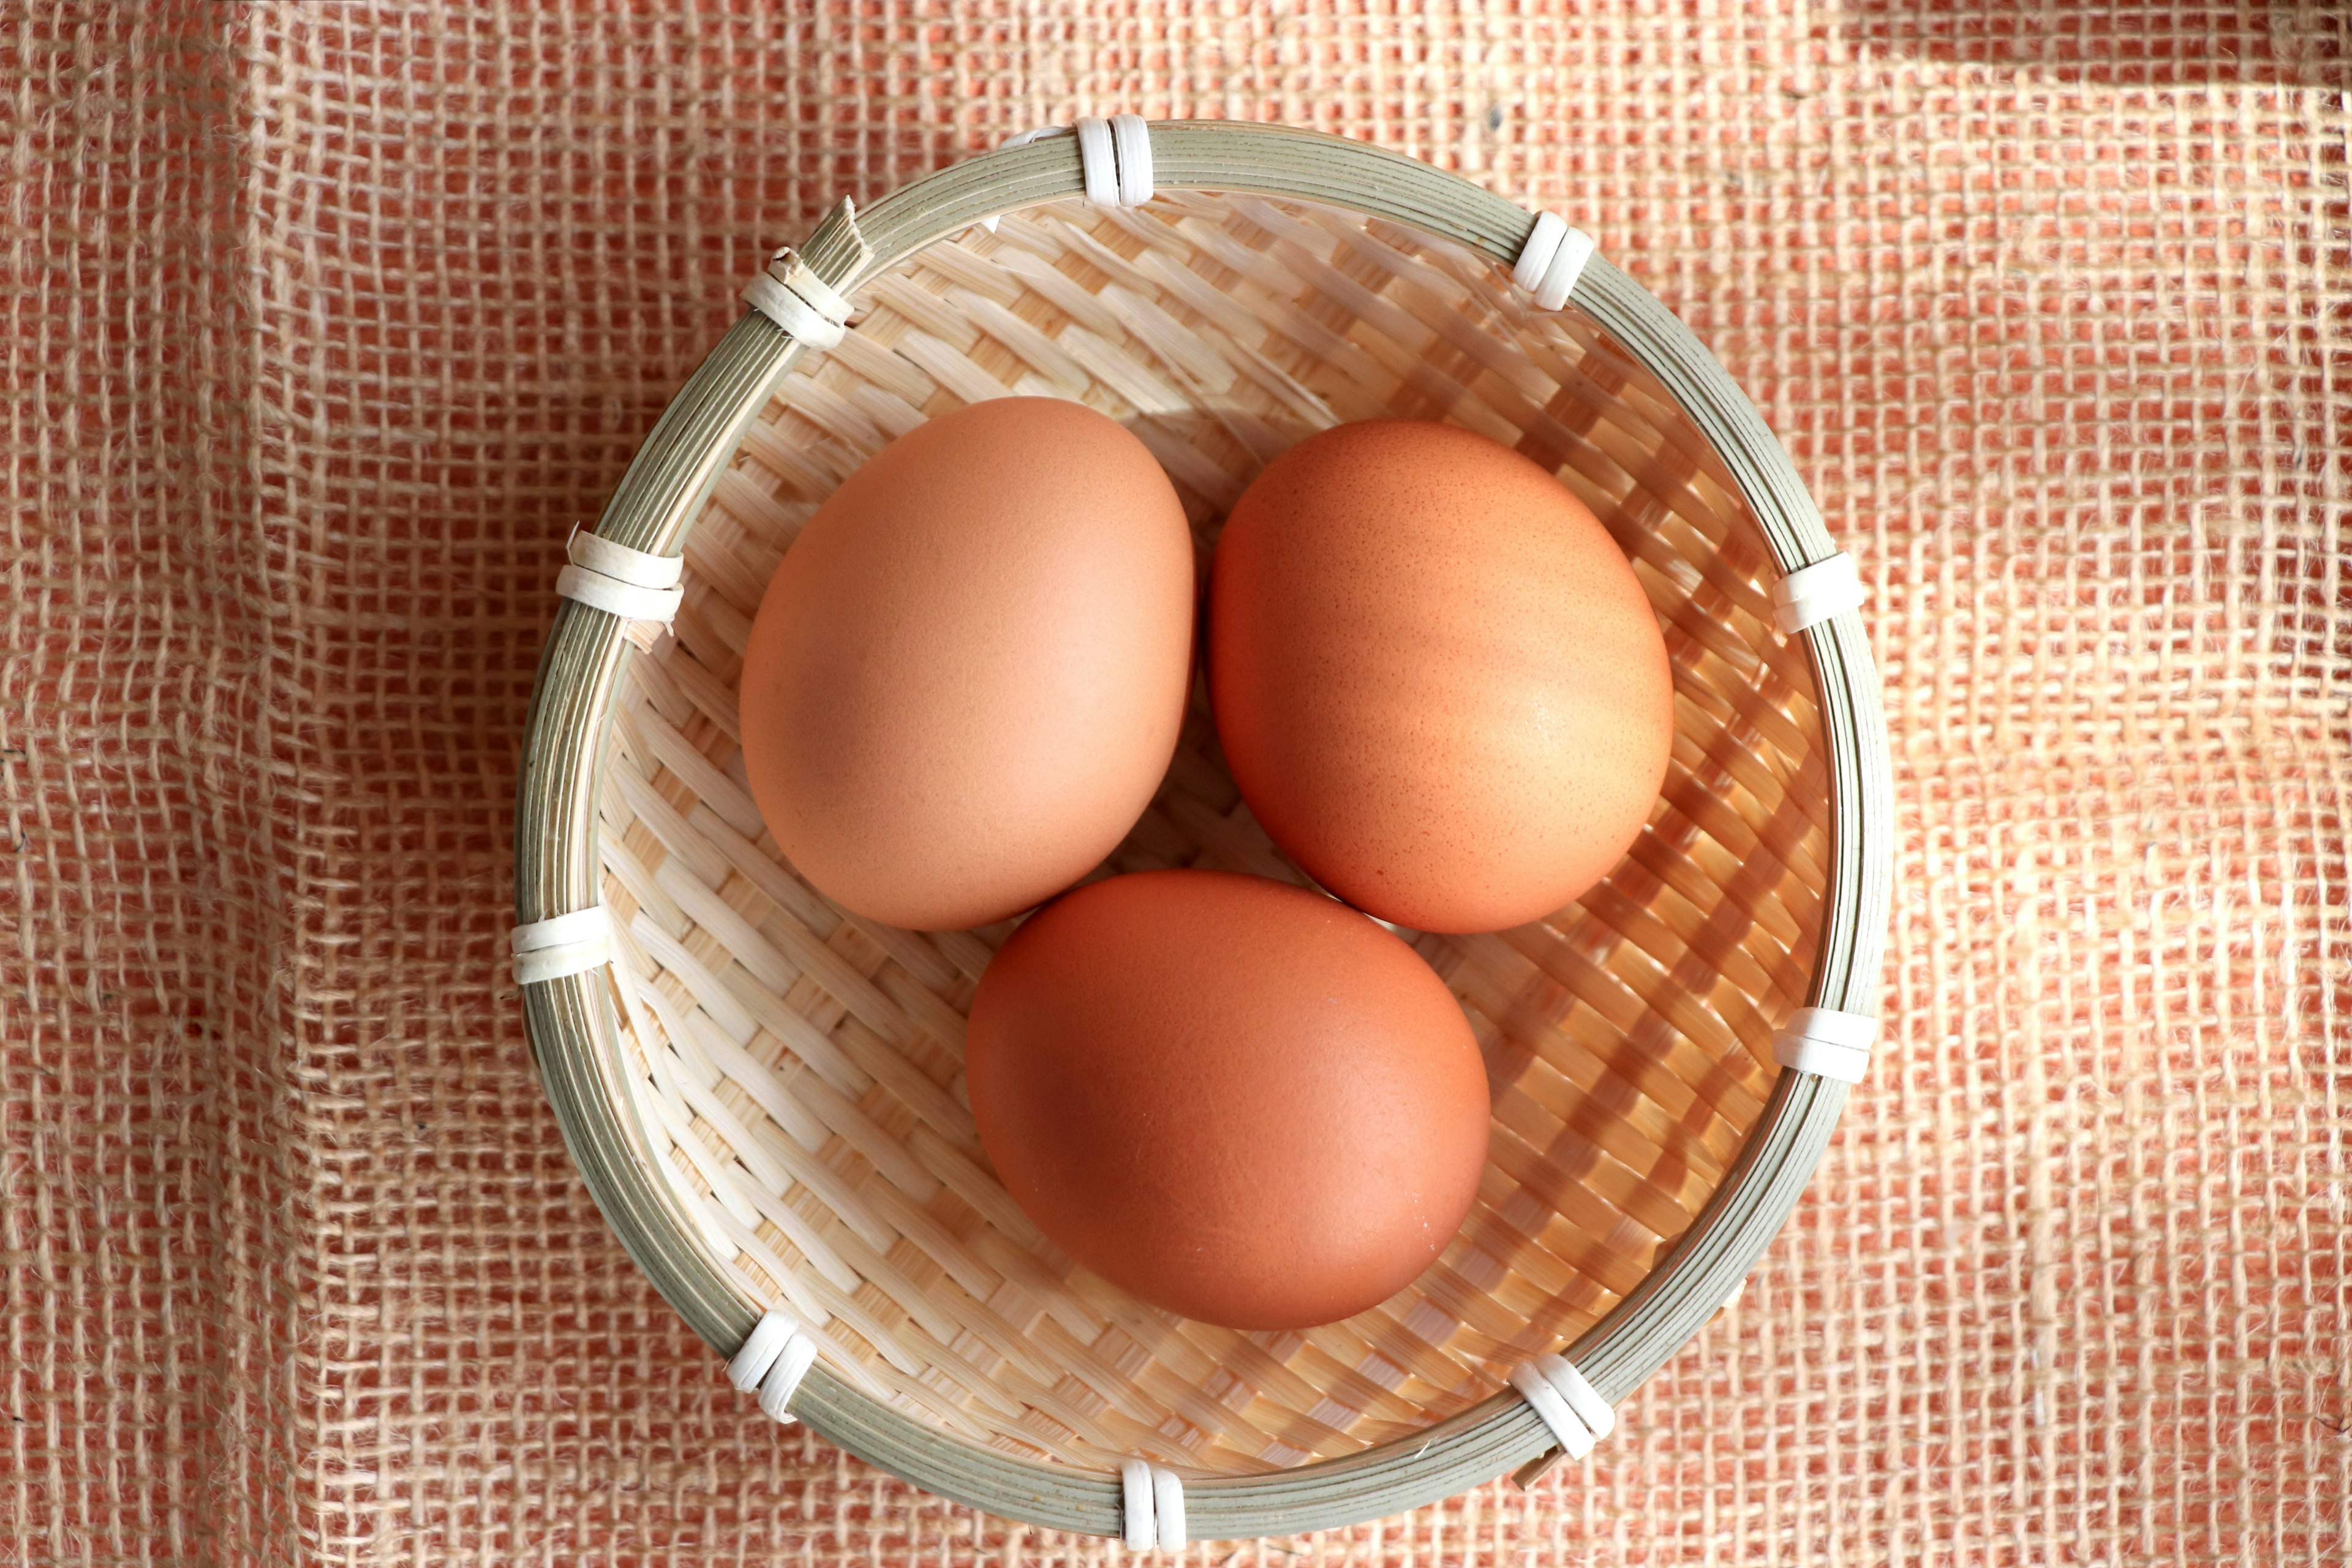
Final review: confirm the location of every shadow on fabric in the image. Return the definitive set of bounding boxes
[1839,0,2346,86]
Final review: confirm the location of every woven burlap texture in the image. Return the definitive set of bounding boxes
[6,2,2345,1564]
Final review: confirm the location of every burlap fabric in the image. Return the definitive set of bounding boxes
[7,2,2346,1563]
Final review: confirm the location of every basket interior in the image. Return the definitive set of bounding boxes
[589,190,1828,1476]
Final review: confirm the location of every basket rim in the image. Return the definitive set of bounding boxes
[513,119,1893,1541]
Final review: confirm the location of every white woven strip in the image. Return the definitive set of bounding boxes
[742,273,836,346]
[742,245,850,350]
[554,564,681,624]
[568,528,682,589]
[725,1310,799,1391]
[727,1308,820,1425]
[1532,1354,1614,1442]
[982,118,1151,233]
[1074,116,1120,206]
[511,906,610,985]
[1108,113,1154,207]
[556,526,684,625]
[1511,210,1565,291]
[1509,1362,1593,1460]
[1509,1356,1613,1461]
[1771,552,1865,635]
[756,1334,819,1425]
[511,906,609,955]
[1119,1459,1155,1550]
[1150,1466,1186,1550]
[1512,209,1596,310]
[1773,1005,1880,1084]
[773,252,850,325]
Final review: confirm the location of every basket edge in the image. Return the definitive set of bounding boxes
[511,119,1896,1541]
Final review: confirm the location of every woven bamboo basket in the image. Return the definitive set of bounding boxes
[513,120,1891,1542]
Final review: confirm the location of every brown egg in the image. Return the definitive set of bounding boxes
[964,869,1490,1330]
[1208,420,1674,933]
[739,398,1194,931]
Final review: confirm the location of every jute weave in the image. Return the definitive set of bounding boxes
[5,2,2345,1564]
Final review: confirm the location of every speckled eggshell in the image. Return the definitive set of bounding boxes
[963,869,1491,1331]
[737,398,1195,932]
[1208,420,1675,933]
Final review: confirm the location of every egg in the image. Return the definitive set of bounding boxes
[964,869,1490,1330]
[1208,420,1674,933]
[739,398,1195,931]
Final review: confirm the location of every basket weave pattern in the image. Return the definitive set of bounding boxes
[589,190,1825,1476]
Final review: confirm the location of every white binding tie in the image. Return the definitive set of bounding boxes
[1511,210,1597,311]
[1772,1006,1879,1084]
[743,245,853,349]
[982,115,1154,233]
[556,525,684,633]
[1118,1458,1186,1551]
[1771,552,1864,635]
[511,906,611,986]
[1106,114,1153,206]
[1509,1354,1615,1462]
[728,1308,821,1426]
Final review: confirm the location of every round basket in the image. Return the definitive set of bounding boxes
[514,119,1891,1542]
